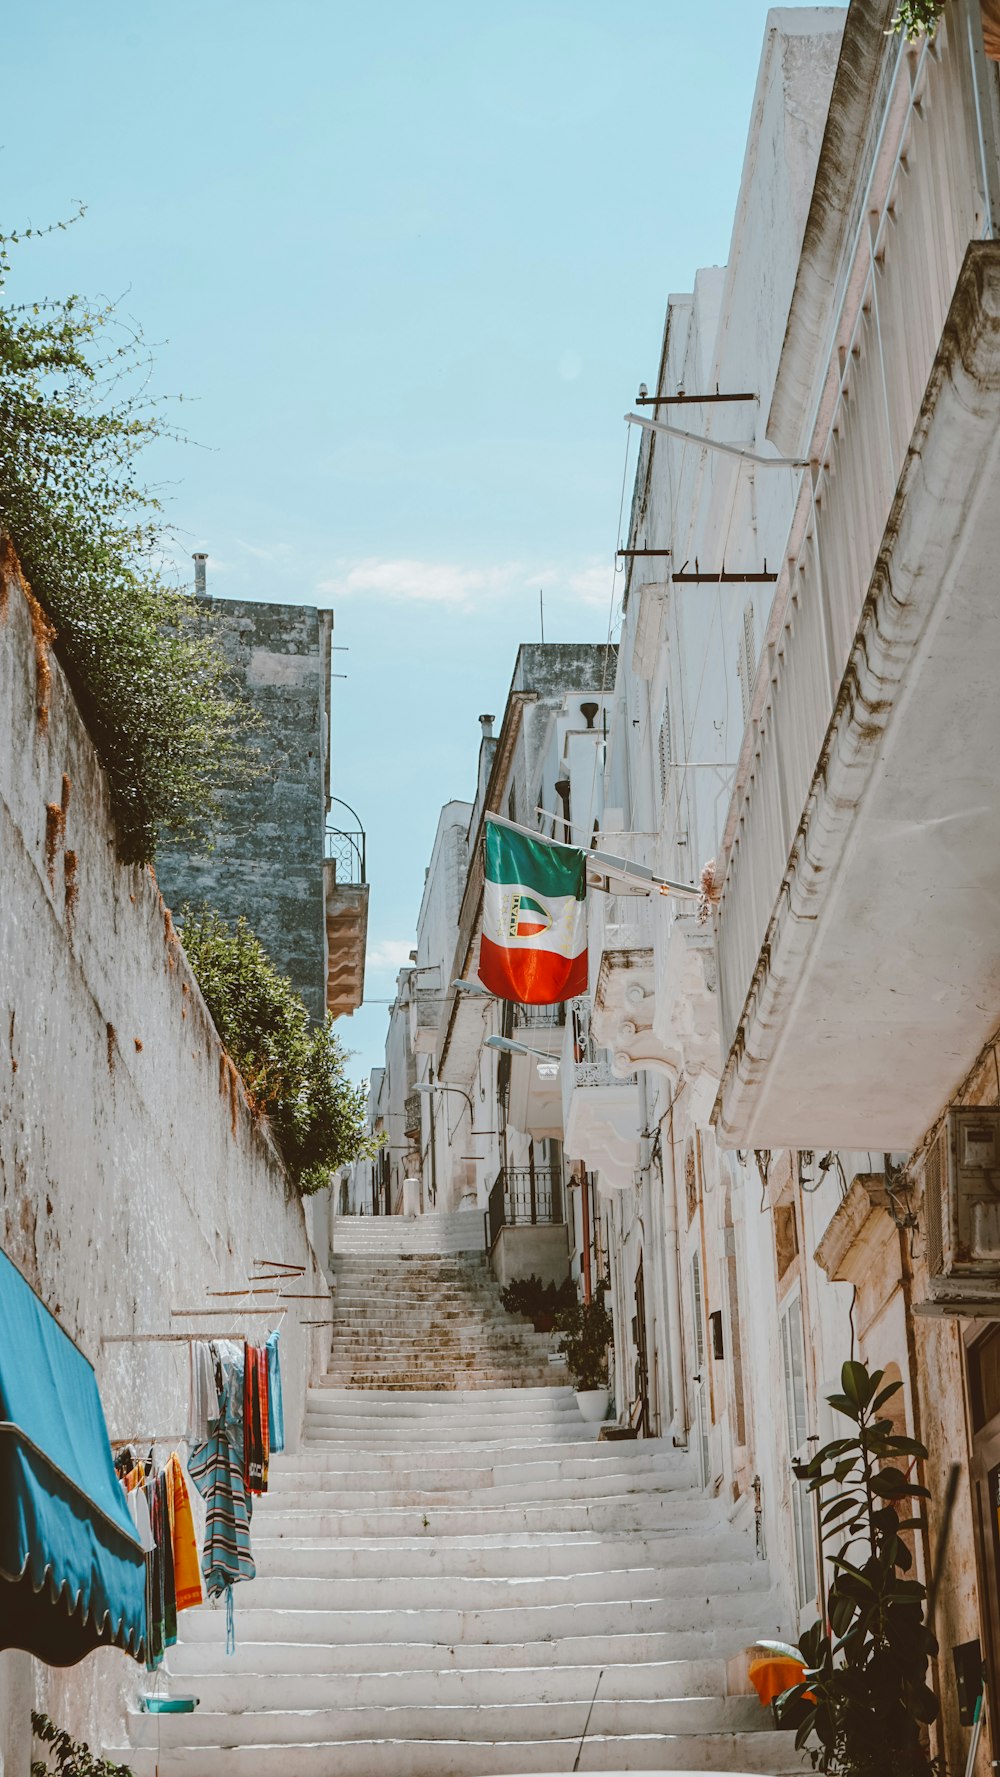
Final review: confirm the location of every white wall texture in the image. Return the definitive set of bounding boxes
[0,566,330,1769]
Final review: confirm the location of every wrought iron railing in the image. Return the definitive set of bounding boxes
[324,825,366,885]
[485,1165,563,1252]
[514,1004,566,1030]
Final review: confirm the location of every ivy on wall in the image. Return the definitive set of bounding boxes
[179,906,377,1192]
[889,0,946,38]
[0,215,251,864]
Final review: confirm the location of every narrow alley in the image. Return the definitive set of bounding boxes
[113,1214,795,1774]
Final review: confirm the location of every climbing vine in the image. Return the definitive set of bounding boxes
[888,0,946,39]
[0,215,250,863]
[179,906,378,1192]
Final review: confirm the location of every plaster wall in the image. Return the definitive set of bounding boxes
[0,573,329,1763]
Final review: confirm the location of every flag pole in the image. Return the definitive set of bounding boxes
[483,810,700,900]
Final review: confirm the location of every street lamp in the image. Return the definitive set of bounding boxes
[451,978,491,996]
[414,1080,475,1119]
[484,1035,560,1078]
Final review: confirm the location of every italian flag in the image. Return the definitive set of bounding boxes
[479,816,588,1004]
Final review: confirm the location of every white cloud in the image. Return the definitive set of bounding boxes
[366,938,416,972]
[565,561,615,609]
[318,554,618,614]
[319,557,516,608]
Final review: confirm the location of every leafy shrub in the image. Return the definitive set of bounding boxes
[179,906,376,1192]
[555,1283,614,1391]
[0,217,250,863]
[774,1361,943,1776]
[31,1713,133,1777]
[499,1274,576,1320]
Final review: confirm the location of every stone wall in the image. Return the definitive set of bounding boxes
[156,595,333,1022]
[0,568,330,1767]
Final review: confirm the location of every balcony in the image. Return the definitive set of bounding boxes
[507,1003,565,1139]
[713,13,1000,1149]
[562,997,639,1193]
[485,1165,569,1287]
[323,800,369,1019]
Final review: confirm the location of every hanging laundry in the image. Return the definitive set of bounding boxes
[165,1452,203,1613]
[187,1341,255,1653]
[125,1484,154,1556]
[145,1468,177,1668]
[187,1340,218,1447]
[265,1327,284,1455]
[243,1341,269,1495]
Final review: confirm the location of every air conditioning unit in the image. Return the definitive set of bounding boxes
[922,1107,1000,1310]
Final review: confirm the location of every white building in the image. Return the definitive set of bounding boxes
[560,4,1000,1771]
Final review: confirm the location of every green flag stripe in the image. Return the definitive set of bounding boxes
[484,818,586,900]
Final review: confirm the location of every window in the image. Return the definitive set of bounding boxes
[738,599,758,722]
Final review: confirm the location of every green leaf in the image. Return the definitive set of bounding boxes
[871,1380,904,1413]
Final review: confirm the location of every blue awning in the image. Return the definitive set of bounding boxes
[0,1248,145,1665]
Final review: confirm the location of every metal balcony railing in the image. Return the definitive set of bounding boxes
[324,826,366,884]
[514,1004,566,1030]
[485,1165,564,1253]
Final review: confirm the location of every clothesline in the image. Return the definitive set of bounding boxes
[170,1306,286,1317]
[110,1434,184,1448]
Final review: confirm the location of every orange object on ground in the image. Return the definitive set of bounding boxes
[748,1653,808,1706]
[165,1452,204,1613]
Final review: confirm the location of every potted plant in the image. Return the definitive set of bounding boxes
[555,1284,614,1422]
[773,1360,943,1776]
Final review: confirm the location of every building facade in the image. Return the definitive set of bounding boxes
[343,5,1000,1768]
[156,566,368,1023]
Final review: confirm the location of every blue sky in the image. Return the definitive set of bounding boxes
[5,0,825,1082]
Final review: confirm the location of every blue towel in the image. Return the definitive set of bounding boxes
[265,1329,285,1454]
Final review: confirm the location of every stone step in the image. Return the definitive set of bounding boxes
[231,1557,770,1613]
[263,1470,696,1510]
[266,1451,690,1493]
[174,1586,781,1646]
[114,1731,803,1775]
[127,1694,773,1750]
[274,1440,658,1476]
[256,1493,723,1539]
[309,1385,576,1406]
[156,1655,731,1710]
[165,1626,778,1679]
[297,1431,601,1453]
[302,1407,586,1433]
[249,1528,753,1581]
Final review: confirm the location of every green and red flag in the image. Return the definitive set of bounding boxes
[479,816,588,1004]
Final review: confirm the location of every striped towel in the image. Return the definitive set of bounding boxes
[187,1343,254,1646]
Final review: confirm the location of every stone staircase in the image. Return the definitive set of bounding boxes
[114,1216,802,1774]
[328,1247,565,1393]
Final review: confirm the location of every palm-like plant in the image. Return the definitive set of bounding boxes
[775,1361,943,1775]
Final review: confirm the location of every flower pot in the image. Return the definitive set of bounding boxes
[532,1311,555,1333]
[575,1386,610,1422]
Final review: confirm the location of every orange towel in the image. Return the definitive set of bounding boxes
[748,1655,809,1707]
[165,1451,204,1613]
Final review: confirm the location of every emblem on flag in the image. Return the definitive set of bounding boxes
[479,817,588,1005]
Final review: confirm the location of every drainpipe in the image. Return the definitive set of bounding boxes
[428,1063,438,1211]
[658,1095,688,1447]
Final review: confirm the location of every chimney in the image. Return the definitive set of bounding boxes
[192,552,208,597]
[479,713,495,740]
